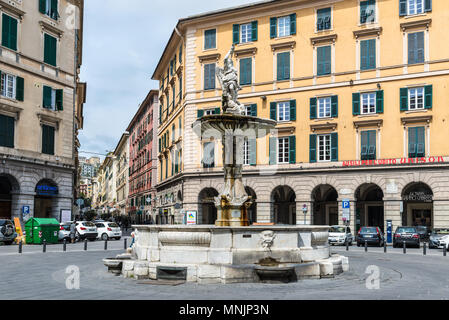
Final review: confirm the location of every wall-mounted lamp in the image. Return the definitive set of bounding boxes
[261,96,267,101]
[349,79,354,86]
[377,83,381,90]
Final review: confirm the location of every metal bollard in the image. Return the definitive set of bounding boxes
[84,239,87,251]
[423,242,426,255]
[365,240,368,252]
[63,239,67,252]
[384,241,387,253]
[43,240,46,253]
[403,241,406,254]
[346,240,349,251]
[18,240,22,254]
[124,238,127,250]
[444,247,447,257]
[104,239,108,250]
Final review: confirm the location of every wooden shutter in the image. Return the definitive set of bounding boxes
[400,88,408,111]
[197,109,204,118]
[233,24,240,44]
[424,85,432,109]
[8,15,17,51]
[331,133,338,162]
[270,18,277,39]
[425,0,432,12]
[250,104,257,117]
[376,90,384,113]
[399,0,407,16]
[269,137,277,165]
[0,114,14,148]
[324,46,331,75]
[249,138,257,166]
[270,102,277,120]
[277,53,283,80]
[310,97,317,119]
[331,95,338,118]
[368,130,376,159]
[42,125,55,155]
[43,85,52,108]
[56,89,63,111]
[289,136,296,164]
[351,93,360,116]
[408,127,417,158]
[309,134,317,163]
[51,0,58,19]
[251,21,258,42]
[39,0,47,14]
[290,100,296,121]
[416,32,424,63]
[416,127,425,157]
[44,34,57,66]
[284,52,290,79]
[158,138,161,153]
[290,13,296,35]
[361,40,368,70]
[16,76,24,101]
[317,46,331,76]
[1,14,9,49]
[368,39,376,69]
[360,131,368,159]
[214,107,221,115]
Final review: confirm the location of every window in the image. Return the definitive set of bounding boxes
[277,51,290,81]
[278,16,291,37]
[239,58,252,85]
[278,137,289,164]
[2,14,18,51]
[240,23,252,44]
[408,126,425,158]
[278,102,291,121]
[318,97,331,118]
[317,45,331,76]
[360,39,376,70]
[360,0,376,24]
[361,93,376,114]
[203,142,215,168]
[204,63,215,90]
[400,0,431,16]
[1,73,15,99]
[44,33,57,66]
[408,0,424,15]
[39,0,59,20]
[43,86,63,111]
[408,32,424,65]
[409,87,424,110]
[318,135,331,162]
[243,139,250,165]
[204,29,216,49]
[361,130,376,160]
[317,8,331,31]
[42,124,55,155]
[245,104,257,117]
[0,114,14,148]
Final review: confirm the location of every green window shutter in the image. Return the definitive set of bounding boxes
[44,34,57,66]
[1,14,10,49]
[270,102,277,120]
[197,109,204,118]
[250,104,257,117]
[361,131,368,159]
[408,127,417,158]
[368,130,376,159]
[277,52,290,81]
[0,114,14,148]
[400,88,409,111]
[309,134,317,163]
[269,137,277,165]
[51,0,59,19]
[352,93,361,115]
[408,32,424,64]
[16,76,24,101]
[289,136,296,164]
[39,0,47,14]
[42,125,55,155]
[251,21,258,42]
[7,15,17,51]
[43,85,52,108]
[214,107,221,115]
[417,127,425,157]
[361,39,376,70]
[289,100,296,121]
[56,89,63,111]
[290,13,297,35]
[331,95,338,118]
[425,0,432,12]
[331,133,338,162]
[317,46,331,76]
[249,138,257,166]
[239,58,252,85]
[424,85,433,109]
[233,24,240,44]
[399,0,407,16]
[270,18,277,39]
[158,138,161,153]
[310,97,317,119]
[376,90,384,113]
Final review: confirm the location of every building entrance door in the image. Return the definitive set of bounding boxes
[412,209,431,228]
[368,206,384,232]
[328,206,338,225]
[34,197,52,218]
[0,176,12,219]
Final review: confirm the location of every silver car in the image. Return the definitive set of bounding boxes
[0,219,17,245]
[58,223,72,241]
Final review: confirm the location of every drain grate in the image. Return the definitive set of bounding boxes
[156,266,187,281]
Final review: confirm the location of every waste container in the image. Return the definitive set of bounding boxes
[25,218,60,244]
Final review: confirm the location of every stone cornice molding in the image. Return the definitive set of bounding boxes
[270,41,296,51]
[39,21,64,38]
[401,115,432,126]
[353,119,383,129]
[353,27,383,39]
[0,99,23,120]
[0,1,25,19]
[36,112,62,129]
[400,19,432,32]
[310,122,337,132]
[234,47,257,57]
[198,53,221,63]
[277,126,296,135]
[310,34,337,45]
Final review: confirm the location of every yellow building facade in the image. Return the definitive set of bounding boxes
[153,0,449,234]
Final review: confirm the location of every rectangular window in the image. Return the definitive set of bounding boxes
[42,124,55,155]
[317,7,331,31]
[204,63,216,90]
[239,58,252,85]
[277,51,290,81]
[40,0,59,20]
[240,23,252,43]
[360,0,376,24]
[318,134,331,162]
[408,32,424,64]
[278,137,289,164]
[44,33,57,66]
[408,126,425,158]
[361,93,376,114]
[409,87,424,110]
[318,97,331,118]
[361,130,376,160]
[2,13,18,51]
[277,101,291,121]
[43,86,63,111]
[204,29,216,49]
[277,16,291,37]
[1,73,16,99]
[203,142,215,168]
[408,0,424,15]
[360,39,376,70]
[0,114,14,148]
[243,139,250,165]
[317,45,331,76]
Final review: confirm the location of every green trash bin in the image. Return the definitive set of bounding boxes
[25,218,60,244]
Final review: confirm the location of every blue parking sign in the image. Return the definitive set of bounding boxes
[342,200,350,209]
[22,206,30,214]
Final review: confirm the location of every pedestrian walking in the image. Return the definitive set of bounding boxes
[70,221,76,243]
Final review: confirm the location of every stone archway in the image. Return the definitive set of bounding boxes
[312,185,338,226]
[401,182,433,228]
[0,174,19,219]
[34,179,58,219]
[271,186,296,225]
[355,184,384,232]
[245,186,257,225]
[198,188,219,225]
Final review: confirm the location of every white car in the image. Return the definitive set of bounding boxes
[328,225,353,246]
[75,221,98,241]
[95,222,122,241]
[437,235,449,251]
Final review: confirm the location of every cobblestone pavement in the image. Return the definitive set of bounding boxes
[0,244,448,300]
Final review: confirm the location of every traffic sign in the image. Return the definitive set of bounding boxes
[342,199,350,209]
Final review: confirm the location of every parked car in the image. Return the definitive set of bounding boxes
[415,226,431,241]
[429,228,449,249]
[75,221,98,241]
[436,235,449,251]
[393,226,420,248]
[58,223,71,241]
[95,222,122,240]
[0,219,17,245]
[328,225,353,246]
[356,226,384,247]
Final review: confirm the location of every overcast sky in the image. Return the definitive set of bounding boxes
[78,0,252,159]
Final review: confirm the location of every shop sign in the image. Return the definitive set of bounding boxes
[36,184,58,196]
[343,156,445,168]
[402,192,433,202]
[186,211,197,225]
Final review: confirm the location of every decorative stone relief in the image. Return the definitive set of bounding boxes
[259,230,276,251]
